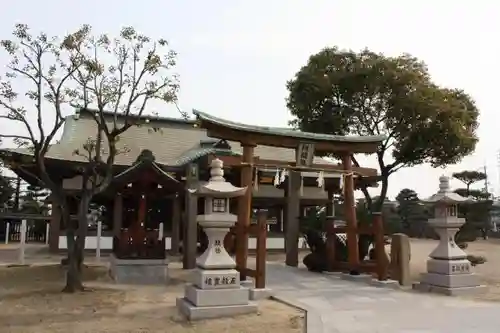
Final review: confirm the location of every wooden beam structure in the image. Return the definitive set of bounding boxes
[236,145,255,281]
[208,155,378,177]
[183,163,199,269]
[171,194,181,254]
[202,123,382,153]
[285,170,301,267]
[341,153,360,270]
[193,109,387,276]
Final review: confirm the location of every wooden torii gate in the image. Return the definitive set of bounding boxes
[193,110,387,286]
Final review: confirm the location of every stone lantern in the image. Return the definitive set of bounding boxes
[414,175,484,295]
[177,158,257,320]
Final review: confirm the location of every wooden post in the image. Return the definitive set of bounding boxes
[183,163,199,269]
[49,203,61,253]
[96,220,102,262]
[45,222,49,245]
[255,209,267,289]
[285,170,301,267]
[5,222,9,244]
[138,193,146,229]
[326,188,334,217]
[373,212,389,281]
[171,194,181,254]
[278,207,284,233]
[158,223,164,240]
[223,229,235,254]
[341,153,359,272]
[236,144,254,280]
[19,219,26,265]
[325,217,336,271]
[113,194,123,236]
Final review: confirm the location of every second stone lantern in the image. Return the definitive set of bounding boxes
[177,158,258,320]
[414,175,484,295]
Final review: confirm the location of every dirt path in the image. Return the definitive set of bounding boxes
[0,265,303,333]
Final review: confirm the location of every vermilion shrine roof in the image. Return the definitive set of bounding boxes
[193,110,386,153]
[111,149,182,190]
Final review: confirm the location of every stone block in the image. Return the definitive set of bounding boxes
[390,233,411,286]
[109,254,168,285]
[185,284,250,307]
[369,279,400,289]
[176,297,258,320]
[340,273,372,282]
[421,272,481,288]
[427,258,471,275]
[192,268,240,289]
[249,288,272,300]
[413,282,486,296]
[240,279,254,288]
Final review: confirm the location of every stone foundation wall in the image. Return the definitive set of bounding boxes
[109,255,169,285]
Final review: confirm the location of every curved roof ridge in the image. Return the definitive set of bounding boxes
[76,107,196,126]
[192,109,386,143]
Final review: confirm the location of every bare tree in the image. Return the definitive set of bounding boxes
[0,24,88,292]
[0,24,180,292]
[63,26,179,291]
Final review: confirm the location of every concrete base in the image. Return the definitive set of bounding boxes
[249,288,272,300]
[185,284,250,307]
[427,258,471,275]
[414,257,485,296]
[369,279,400,289]
[109,254,169,285]
[420,271,481,289]
[240,280,254,288]
[413,282,486,296]
[176,297,258,320]
[340,273,373,282]
[192,268,240,289]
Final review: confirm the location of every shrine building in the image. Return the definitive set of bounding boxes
[0,108,383,269]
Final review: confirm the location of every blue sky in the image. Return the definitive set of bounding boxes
[0,0,499,199]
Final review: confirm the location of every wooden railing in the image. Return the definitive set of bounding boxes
[325,212,389,281]
[224,209,268,289]
[4,220,47,243]
[112,228,166,259]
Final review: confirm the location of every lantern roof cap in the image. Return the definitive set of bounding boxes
[425,175,471,204]
[191,158,247,197]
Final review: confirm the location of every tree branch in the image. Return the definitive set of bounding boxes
[351,155,373,207]
[0,134,31,141]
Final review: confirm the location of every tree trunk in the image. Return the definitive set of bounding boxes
[62,208,84,292]
[63,251,83,293]
[62,194,90,293]
[372,175,389,213]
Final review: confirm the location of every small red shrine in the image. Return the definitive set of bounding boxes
[111,149,183,259]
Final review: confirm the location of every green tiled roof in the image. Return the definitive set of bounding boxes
[172,147,239,166]
[192,109,386,143]
[0,110,362,169]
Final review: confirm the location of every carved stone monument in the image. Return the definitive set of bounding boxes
[176,158,257,320]
[414,175,485,295]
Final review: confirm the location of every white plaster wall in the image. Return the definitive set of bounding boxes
[58,236,308,250]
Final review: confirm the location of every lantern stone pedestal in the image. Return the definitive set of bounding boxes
[176,159,257,320]
[109,255,169,285]
[413,176,485,296]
